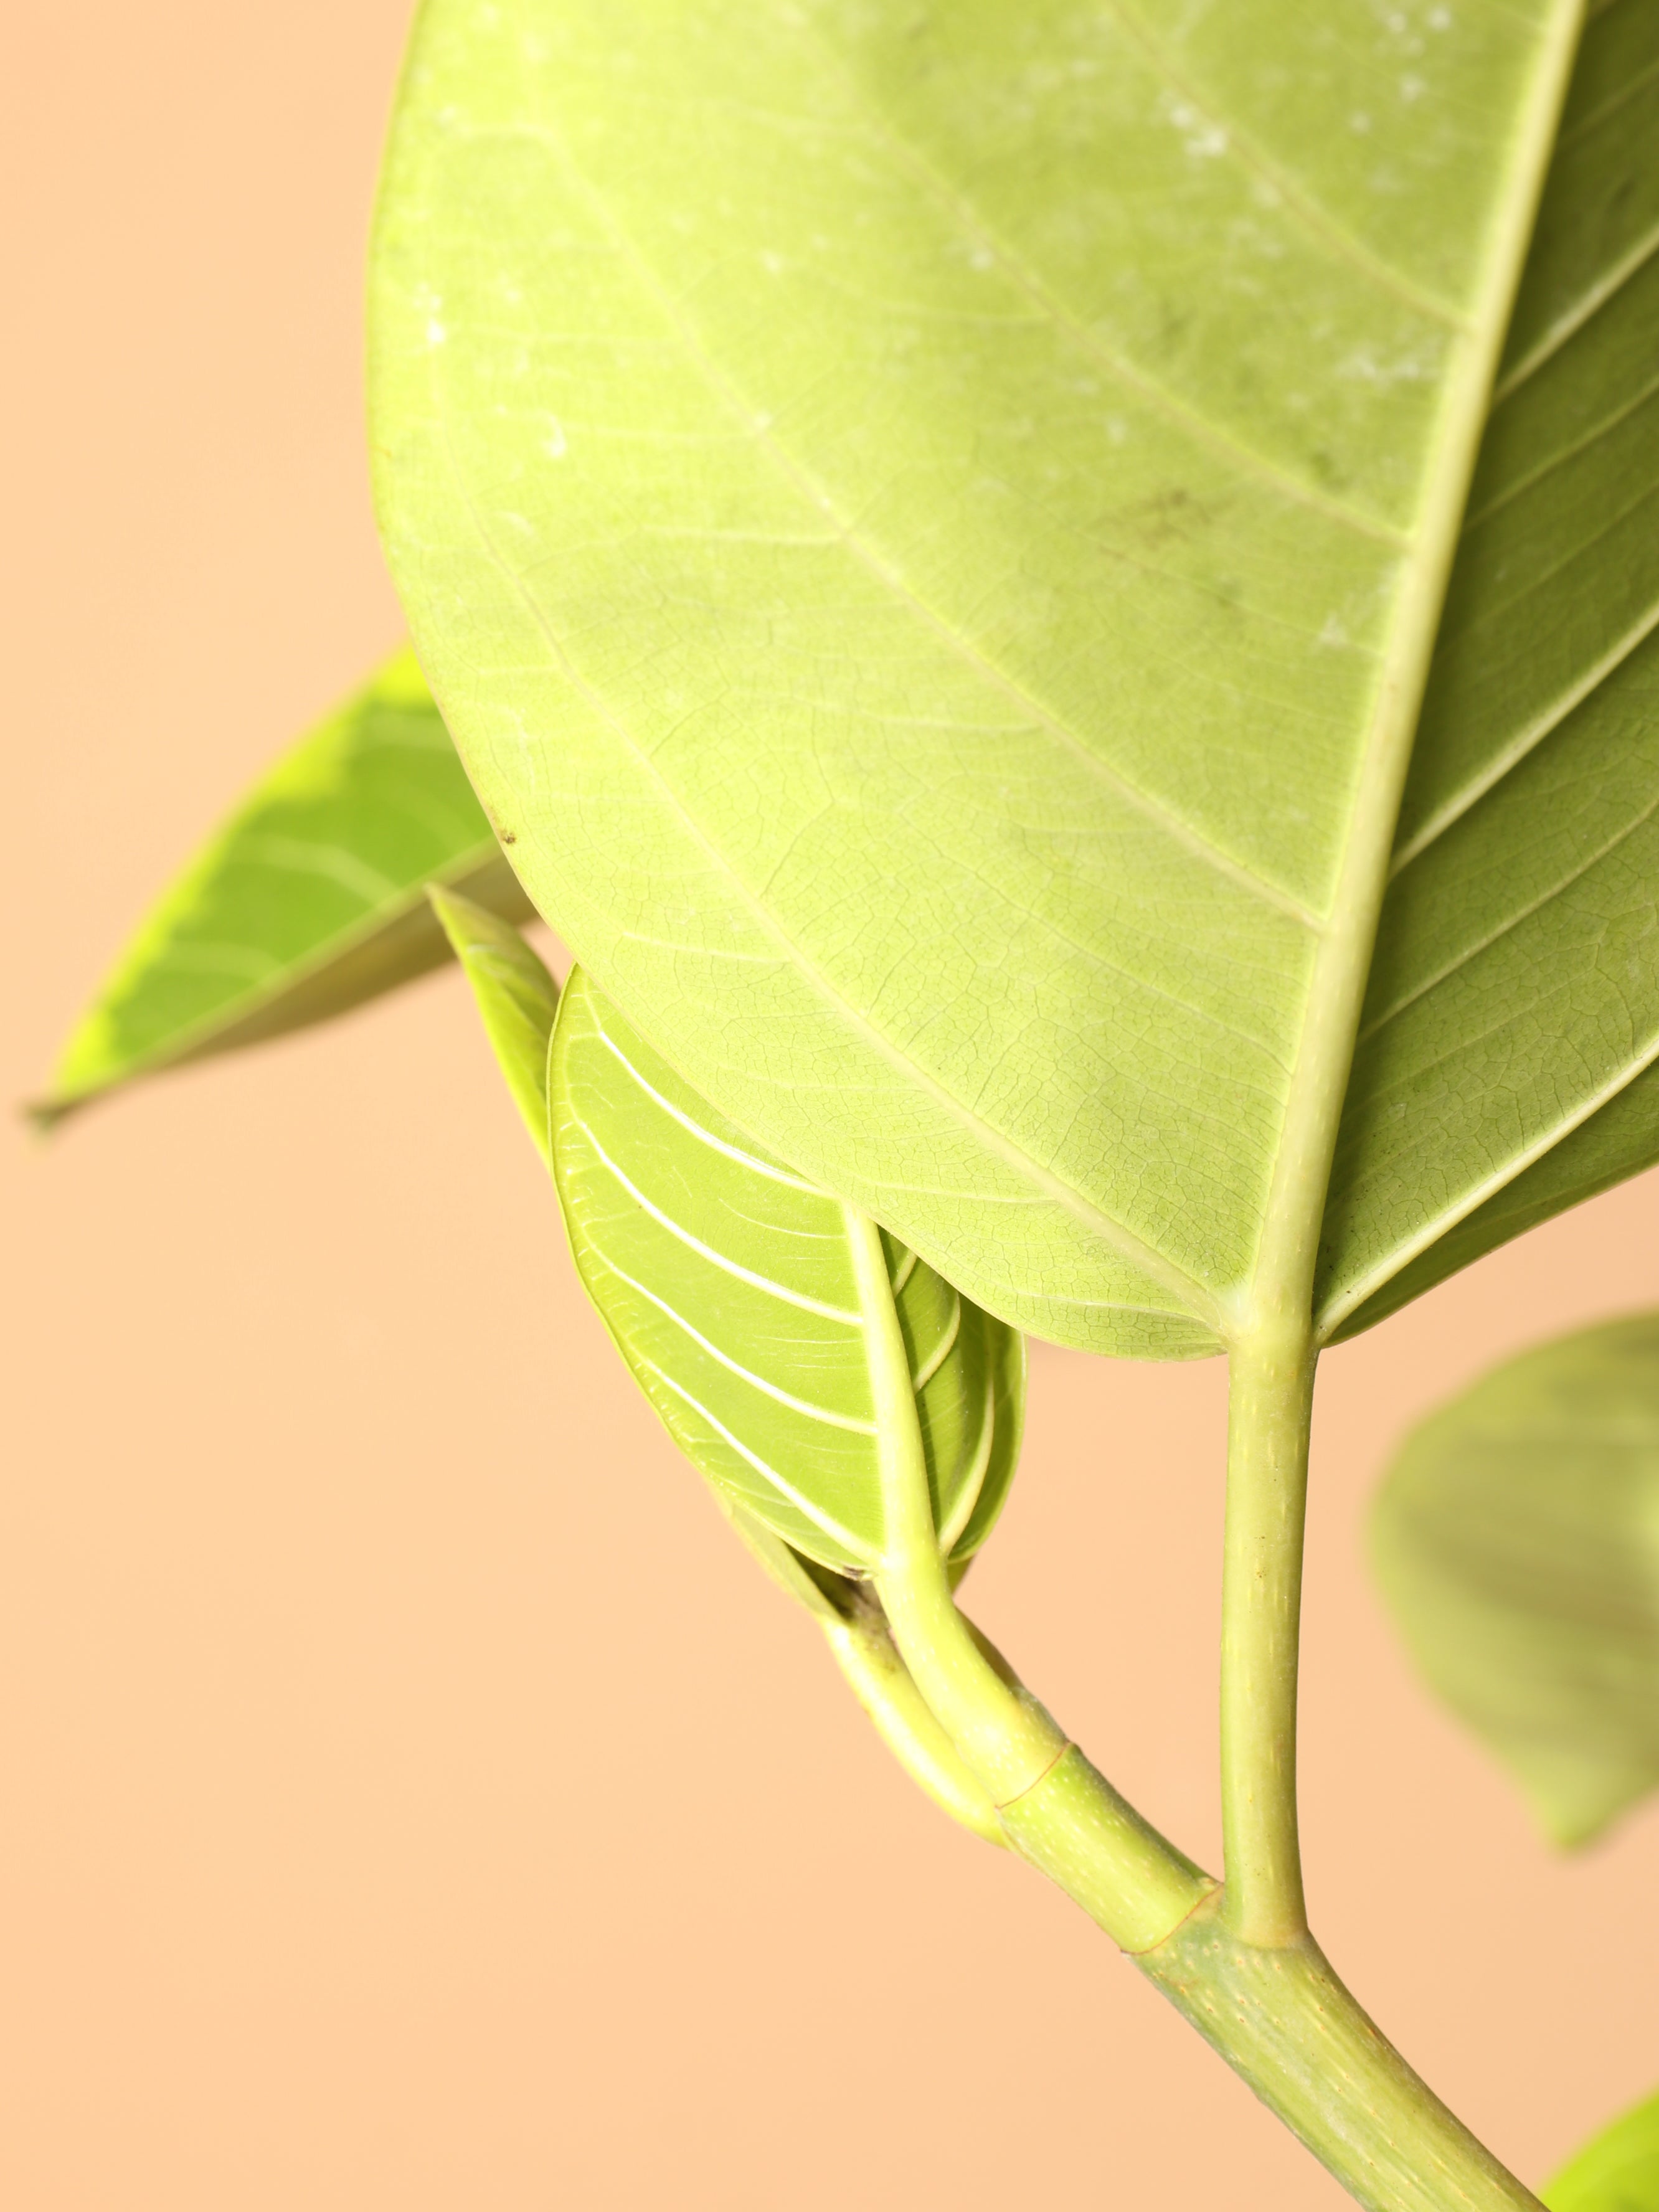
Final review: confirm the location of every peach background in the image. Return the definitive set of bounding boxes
[6,4,1658,2205]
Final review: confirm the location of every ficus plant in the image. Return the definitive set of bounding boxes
[39,0,1659,2203]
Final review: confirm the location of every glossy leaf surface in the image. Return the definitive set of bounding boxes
[1373,1313,1659,1846]
[41,650,532,1122]
[428,886,560,1162]
[1325,0,1659,1338]
[550,967,1023,1573]
[1545,2087,1659,2212]
[372,0,1594,1354]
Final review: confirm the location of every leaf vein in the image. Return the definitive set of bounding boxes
[590,1250,877,1433]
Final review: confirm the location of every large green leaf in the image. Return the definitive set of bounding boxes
[1372,1313,1659,1848]
[39,650,533,1123]
[1323,0,1659,1338]
[371,0,1610,1356]
[550,966,1023,1574]
[1545,2087,1659,2211]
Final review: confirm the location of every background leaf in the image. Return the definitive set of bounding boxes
[39,649,532,1123]
[1545,2087,1659,2212]
[1372,1312,1659,1848]
[549,966,1023,1574]
[372,0,1579,1354]
[1321,0,1659,1339]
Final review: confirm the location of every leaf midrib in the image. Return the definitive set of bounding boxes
[422,3,1583,1342]
[1243,0,1586,1338]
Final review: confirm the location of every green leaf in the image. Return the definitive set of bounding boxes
[436,901,1008,1838]
[1322,0,1659,1338]
[39,650,533,1124]
[1545,2087,1659,2212]
[438,904,1008,1837]
[433,904,845,1594]
[428,884,560,1163]
[549,966,1023,1574]
[371,0,1602,1355]
[1371,1312,1659,1848]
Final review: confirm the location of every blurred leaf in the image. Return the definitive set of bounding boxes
[549,966,1023,1574]
[1545,2087,1659,2212]
[428,886,560,1164]
[39,649,533,1123]
[1373,1313,1659,1847]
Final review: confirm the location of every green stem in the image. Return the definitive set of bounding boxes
[846,1208,1209,1947]
[1221,1320,1317,1945]
[1136,1899,1543,2212]
[845,1198,1541,2206]
[846,1208,1066,1803]
[837,1202,1544,2204]
[820,1601,1008,1848]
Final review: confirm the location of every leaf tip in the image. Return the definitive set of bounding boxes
[19,1093,73,1138]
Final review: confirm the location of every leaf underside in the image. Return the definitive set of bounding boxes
[550,967,1022,1573]
[373,0,1655,1354]
[1325,0,1659,1339]
[40,650,532,1123]
[435,906,904,1611]
[1373,1312,1659,1849]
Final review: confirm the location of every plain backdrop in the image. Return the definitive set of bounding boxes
[6,4,1658,2206]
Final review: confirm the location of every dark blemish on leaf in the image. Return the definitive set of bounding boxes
[500,830,517,844]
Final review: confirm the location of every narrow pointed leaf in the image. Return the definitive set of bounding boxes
[1321,0,1659,1338]
[39,650,533,1123]
[549,967,1023,1574]
[1372,1313,1659,1848]
[428,886,560,1163]
[371,0,1595,1354]
[1545,2088,1659,2212]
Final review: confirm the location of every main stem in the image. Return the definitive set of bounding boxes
[851,1199,1542,2205]
[1221,1319,1317,1945]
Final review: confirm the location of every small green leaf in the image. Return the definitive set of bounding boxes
[1545,2087,1659,2212]
[549,966,1023,1575]
[38,649,533,1123]
[436,909,1008,1848]
[428,886,560,1164]
[435,908,864,1599]
[1372,1313,1659,1848]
